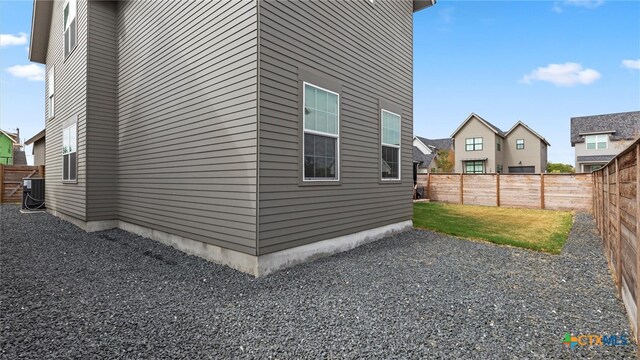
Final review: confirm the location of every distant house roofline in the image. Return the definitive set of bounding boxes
[505,121,551,147]
[25,129,46,145]
[451,113,505,138]
[0,129,18,144]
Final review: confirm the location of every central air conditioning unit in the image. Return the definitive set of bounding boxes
[22,177,45,210]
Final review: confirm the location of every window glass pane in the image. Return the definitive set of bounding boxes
[304,84,338,136]
[587,142,595,150]
[69,125,77,153]
[316,90,327,112]
[597,142,606,149]
[64,3,69,28]
[304,133,336,179]
[382,111,400,146]
[316,110,327,133]
[381,146,399,179]
[466,138,473,144]
[63,154,69,180]
[327,93,337,114]
[63,128,70,154]
[69,152,77,180]
[305,85,316,109]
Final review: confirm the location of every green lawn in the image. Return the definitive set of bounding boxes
[413,202,573,254]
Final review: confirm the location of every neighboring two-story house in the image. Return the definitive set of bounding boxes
[570,111,640,173]
[451,113,549,174]
[29,0,436,276]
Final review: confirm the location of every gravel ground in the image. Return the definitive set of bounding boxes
[0,205,636,359]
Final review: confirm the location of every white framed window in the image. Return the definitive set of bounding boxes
[303,82,339,181]
[48,66,55,119]
[585,135,607,150]
[465,137,483,151]
[62,122,77,181]
[516,139,524,150]
[381,109,401,180]
[64,0,77,58]
[465,161,484,174]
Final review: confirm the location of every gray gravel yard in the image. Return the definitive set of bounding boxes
[0,205,636,359]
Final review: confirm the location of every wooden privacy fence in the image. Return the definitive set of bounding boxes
[0,165,45,204]
[416,173,592,211]
[593,139,640,340]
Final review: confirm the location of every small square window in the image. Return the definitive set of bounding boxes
[516,139,525,150]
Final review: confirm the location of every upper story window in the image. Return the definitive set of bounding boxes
[516,139,524,150]
[303,83,339,181]
[465,137,483,151]
[48,66,55,119]
[62,121,77,181]
[496,138,501,151]
[64,0,77,58]
[585,134,607,150]
[381,110,401,180]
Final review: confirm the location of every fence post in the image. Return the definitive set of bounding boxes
[427,173,431,199]
[0,164,4,203]
[38,165,44,178]
[605,167,610,262]
[540,174,545,209]
[615,158,621,293]
[460,173,464,205]
[496,173,500,207]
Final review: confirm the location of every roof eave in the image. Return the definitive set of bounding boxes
[414,0,436,12]
[25,129,46,145]
[28,0,52,64]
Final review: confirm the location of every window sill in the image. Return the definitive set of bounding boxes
[298,179,342,187]
[62,180,78,184]
[379,179,402,184]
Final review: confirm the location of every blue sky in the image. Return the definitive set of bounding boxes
[414,0,640,165]
[1,0,639,165]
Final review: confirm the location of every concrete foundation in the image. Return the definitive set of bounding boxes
[46,209,412,277]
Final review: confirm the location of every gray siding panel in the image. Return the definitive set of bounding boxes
[86,1,118,221]
[258,0,414,254]
[45,0,88,221]
[117,0,258,254]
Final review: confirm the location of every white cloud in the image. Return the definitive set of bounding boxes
[1,33,28,47]
[564,0,604,8]
[6,64,45,81]
[621,59,640,70]
[521,63,601,87]
[553,0,604,12]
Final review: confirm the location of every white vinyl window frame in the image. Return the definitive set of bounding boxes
[465,137,483,151]
[63,0,78,58]
[302,82,340,182]
[62,121,77,182]
[380,109,401,181]
[585,134,608,150]
[48,66,55,119]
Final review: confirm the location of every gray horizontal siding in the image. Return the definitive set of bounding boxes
[45,0,88,221]
[86,0,117,221]
[116,0,258,254]
[258,0,414,254]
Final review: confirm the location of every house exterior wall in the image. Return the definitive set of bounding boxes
[116,0,259,254]
[504,124,545,173]
[0,135,12,165]
[574,137,628,172]
[86,0,117,221]
[257,0,414,254]
[33,139,45,166]
[453,117,498,173]
[45,0,88,222]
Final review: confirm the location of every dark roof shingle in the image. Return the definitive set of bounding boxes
[576,155,616,163]
[570,111,640,146]
[413,146,436,165]
[415,136,453,151]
